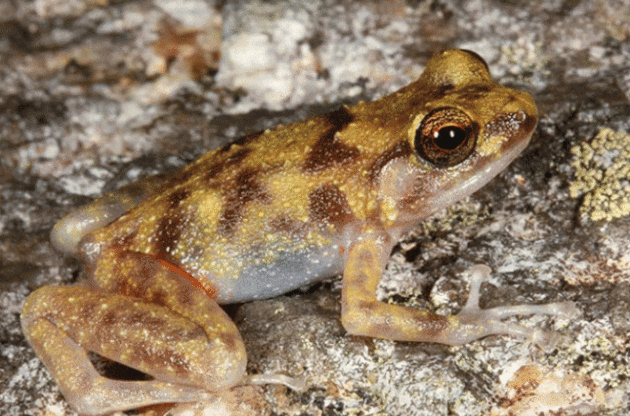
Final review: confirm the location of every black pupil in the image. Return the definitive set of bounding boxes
[433,126,466,150]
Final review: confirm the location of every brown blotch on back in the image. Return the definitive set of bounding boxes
[218,131,263,152]
[303,106,360,173]
[268,215,307,238]
[117,229,138,249]
[217,168,271,237]
[368,140,413,184]
[155,212,186,261]
[167,189,190,208]
[204,147,251,182]
[308,183,354,228]
[153,189,191,261]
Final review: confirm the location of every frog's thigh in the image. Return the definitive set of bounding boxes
[21,284,246,415]
[50,172,177,254]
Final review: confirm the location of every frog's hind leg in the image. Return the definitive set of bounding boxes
[51,172,177,255]
[21,252,247,415]
[21,299,223,415]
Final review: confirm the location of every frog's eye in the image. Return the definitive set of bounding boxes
[414,108,478,167]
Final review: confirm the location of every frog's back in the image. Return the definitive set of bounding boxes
[78,50,537,303]
[82,105,390,302]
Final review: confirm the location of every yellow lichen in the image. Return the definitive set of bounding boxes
[570,128,630,221]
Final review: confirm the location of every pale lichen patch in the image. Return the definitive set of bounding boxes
[569,128,630,221]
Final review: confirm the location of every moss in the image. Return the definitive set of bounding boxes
[570,128,630,221]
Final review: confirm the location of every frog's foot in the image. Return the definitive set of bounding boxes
[246,373,307,392]
[450,264,581,346]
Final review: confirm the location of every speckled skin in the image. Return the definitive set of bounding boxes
[22,50,563,415]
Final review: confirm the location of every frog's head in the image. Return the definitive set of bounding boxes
[375,49,538,231]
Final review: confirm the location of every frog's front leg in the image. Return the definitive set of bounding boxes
[21,252,247,415]
[341,232,580,345]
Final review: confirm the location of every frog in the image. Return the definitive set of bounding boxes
[21,49,579,415]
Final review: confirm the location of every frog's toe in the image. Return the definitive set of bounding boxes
[246,373,307,392]
[452,264,580,344]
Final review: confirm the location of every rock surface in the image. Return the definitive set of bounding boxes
[2,0,630,415]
